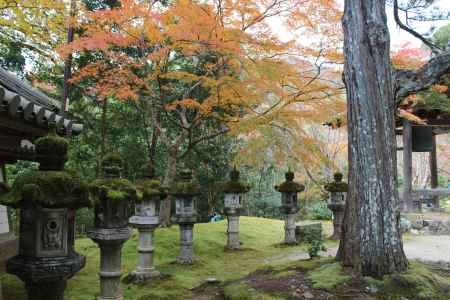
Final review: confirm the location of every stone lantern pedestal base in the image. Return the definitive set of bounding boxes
[127,226,160,283]
[226,215,240,250]
[327,203,344,240]
[88,227,132,300]
[7,254,85,300]
[284,213,297,245]
[177,223,195,264]
[128,266,160,283]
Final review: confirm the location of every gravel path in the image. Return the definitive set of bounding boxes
[403,235,450,262]
[264,235,450,264]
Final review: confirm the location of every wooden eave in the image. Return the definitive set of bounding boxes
[0,68,83,164]
[0,68,83,136]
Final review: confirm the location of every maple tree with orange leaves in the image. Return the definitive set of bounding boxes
[60,0,344,224]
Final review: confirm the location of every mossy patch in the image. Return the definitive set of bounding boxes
[222,168,249,193]
[102,152,124,164]
[221,180,250,193]
[274,171,305,193]
[366,261,450,300]
[306,262,352,289]
[272,270,297,279]
[223,282,285,300]
[274,181,305,193]
[324,182,348,192]
[324,172,348,192]
[167,180,201,196]
[34,133,69,157]
[134,178,166,200]
[90,178,137,203]
[0,170,91,208]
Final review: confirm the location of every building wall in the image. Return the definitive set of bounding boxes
[0,166,9,234]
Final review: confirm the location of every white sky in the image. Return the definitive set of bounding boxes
[270,0,449,50]
[388,0,450,49]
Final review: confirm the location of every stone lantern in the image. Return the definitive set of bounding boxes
[324,172,347,240]
[169,169,201,264]
[127,165,166,283]
[88,153,136,300]
[222,168,249,250]
[275,171,305,245]
[0,131,91,300]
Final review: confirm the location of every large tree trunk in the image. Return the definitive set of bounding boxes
[159,150,178,227]
[337,0,408,277]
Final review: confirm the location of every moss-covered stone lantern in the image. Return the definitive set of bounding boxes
[222,168,249,250]
[169,168,201,264]
[87,153,136,300]
[275,171,305,245]
[324,172,347,240]
[0,131,91,300]
[127,165,166,283]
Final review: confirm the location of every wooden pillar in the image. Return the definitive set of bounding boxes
[429,134,439,209]
[402,120,413,212]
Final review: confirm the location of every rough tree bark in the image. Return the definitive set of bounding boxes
[337,0,408,277]
[339,0,450,277]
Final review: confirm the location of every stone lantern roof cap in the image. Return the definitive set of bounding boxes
[34,125,69,170]
[167,168,201,196]
[134,177,167,201]
[90,152,138,203]
[333,172,343,182]
[0,169,91,209]
[324,172,348,192]
[0,130,91,209]
[222,167,250,193]
[90,177,137,204]
[275,171,305,193]
[101,152,124,177]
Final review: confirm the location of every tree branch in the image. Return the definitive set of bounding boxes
[393,0,442,53]
[395,50,450,102]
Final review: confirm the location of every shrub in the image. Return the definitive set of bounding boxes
[307,201,332,220]
[307,239,326,258]
[303,226,326,258]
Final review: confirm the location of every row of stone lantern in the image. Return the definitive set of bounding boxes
[0,130,348,299]
[0,131,195,299]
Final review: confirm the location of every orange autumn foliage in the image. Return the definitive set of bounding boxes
[391,42,430,70]
[60,0,344,171]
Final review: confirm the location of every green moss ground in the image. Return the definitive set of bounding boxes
[2,217,315,300]
[2,217,448,300]
[223,282,286,300]
[306,262,352,289]
[365,261,450,300]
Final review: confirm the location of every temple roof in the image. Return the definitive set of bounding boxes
[0,68,83,164]
[0,67,83,135]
